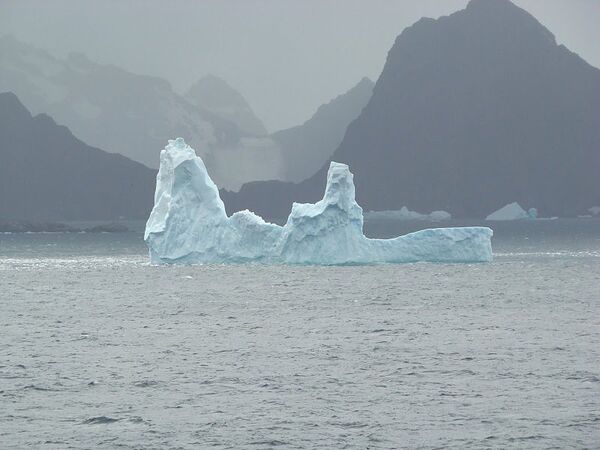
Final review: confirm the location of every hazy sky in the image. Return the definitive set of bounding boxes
[1,0,599,132]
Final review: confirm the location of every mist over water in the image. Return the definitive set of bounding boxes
[1,220,599,448]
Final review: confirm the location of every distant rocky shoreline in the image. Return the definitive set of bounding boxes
[0,221,129,233]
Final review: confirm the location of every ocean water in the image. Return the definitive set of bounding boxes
[1,219,599,449]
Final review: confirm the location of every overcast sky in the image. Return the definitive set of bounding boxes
[1,0,598,132]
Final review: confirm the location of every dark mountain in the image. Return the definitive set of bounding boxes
[272,77,373,182]
[186,74,267,136]
[0,92,156,221]
[224,0,600,220]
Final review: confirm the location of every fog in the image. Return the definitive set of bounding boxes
[1,0,598,132]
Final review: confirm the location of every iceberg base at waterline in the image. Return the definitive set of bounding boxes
[145,138,493,264]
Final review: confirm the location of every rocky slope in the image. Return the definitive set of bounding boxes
[0,92,156,221]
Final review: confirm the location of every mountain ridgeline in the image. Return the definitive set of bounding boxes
[0,92,155,221]
[224,0,600,220]
[0,36,271,189]
[185,74,267,136]
[273,77,374,183]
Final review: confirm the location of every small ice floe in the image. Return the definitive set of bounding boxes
[365,207,451,221]
[486,202,537,221]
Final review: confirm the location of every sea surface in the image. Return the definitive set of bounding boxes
[1,219,599,449]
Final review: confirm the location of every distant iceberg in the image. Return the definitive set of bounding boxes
[145,138,493,264]
[366,207,451,221]
[589,206,600,216]
[486,202,537,221]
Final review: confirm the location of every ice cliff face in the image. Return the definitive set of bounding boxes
[145,139,493,264]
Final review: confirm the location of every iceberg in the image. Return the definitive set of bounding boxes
[366,207,451,221]
[145,138,493,264]
[486,202,537,221]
